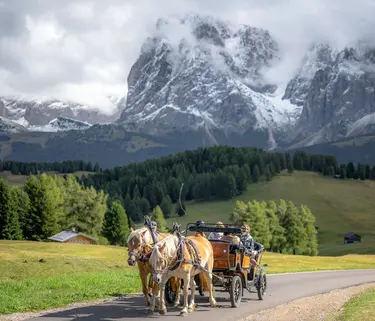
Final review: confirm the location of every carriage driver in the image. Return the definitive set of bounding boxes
[240,224,254,251]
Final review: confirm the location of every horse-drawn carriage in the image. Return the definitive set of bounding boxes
[164,222,268,307]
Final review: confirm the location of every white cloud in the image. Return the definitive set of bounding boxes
[0,0,375,113]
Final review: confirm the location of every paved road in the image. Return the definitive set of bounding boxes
[28,270,375,321]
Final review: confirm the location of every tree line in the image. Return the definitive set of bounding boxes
[230,199,318,256]
[0,173,169,247]
[0,160,101,175]
[79,146,338,224]
[292,150,375,181]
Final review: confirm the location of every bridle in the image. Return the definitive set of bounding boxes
[127,227,161,266]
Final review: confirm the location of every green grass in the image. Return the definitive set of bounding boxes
[335,286,375,321]
[1,240,375,315]
[166,171,375,254]
[0,240,140,314]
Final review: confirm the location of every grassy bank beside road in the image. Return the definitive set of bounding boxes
[335,286,375,321]
[1,241,375,315]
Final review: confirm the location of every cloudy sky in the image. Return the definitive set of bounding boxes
[0,0,374,113]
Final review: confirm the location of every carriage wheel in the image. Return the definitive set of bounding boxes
[165,279,177,304]
[229,275,242,308]
[257,272,267,300]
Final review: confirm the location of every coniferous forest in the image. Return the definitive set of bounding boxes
[1,146,374,256]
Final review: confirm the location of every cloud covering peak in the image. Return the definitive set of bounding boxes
[0,0,374,112]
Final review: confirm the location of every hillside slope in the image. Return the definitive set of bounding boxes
[167,171,375,254]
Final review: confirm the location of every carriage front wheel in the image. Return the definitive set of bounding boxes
[165,279,177,304]
[229,275,242,308]
[256,271,267,300]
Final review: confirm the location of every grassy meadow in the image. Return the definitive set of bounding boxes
[1,240,375,315]
[165,171,375,255]
[335,286,375,321]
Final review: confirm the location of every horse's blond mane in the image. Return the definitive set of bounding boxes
[126,226,149,244]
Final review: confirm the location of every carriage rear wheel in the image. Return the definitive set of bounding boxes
[257,271,267,300]
[229,275,242,308]
[165,279,177,304]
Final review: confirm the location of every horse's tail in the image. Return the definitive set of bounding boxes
[199,272,209,291]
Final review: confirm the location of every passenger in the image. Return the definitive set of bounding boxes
[208,221,225,240]
[240,224,254,253]
[240,223,264,262]
[195,220,207,238]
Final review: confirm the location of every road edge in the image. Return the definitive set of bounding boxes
[2,269,375,321]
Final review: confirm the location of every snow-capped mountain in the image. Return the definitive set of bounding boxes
[0,116,28,133]
[15,116,92,132]
[118,15,301,146]
[285,44,375,148]
[0,96,123,128]
[117,15,375,149]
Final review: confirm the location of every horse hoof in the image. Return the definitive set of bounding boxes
[159,310,167,315]
[179,312,187,317]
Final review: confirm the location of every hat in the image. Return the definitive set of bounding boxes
[216,221,225,228]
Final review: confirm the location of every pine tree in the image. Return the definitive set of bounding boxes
[252,165,260,183]
[160,195,173,218]
[24,174,62,240]
[264,165,272,182]
[11,187,30,238]
[0,179,22,240]
[152,205,167,232]
[102,200,129,246]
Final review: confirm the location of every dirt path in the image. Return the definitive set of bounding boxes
[239,282,375,321]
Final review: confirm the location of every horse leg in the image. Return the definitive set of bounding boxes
[149,279,159,312]
[174,278,181,308]
[140,269,150,307]
[204,263,217,307]
[158,276,168,315]
[188,275,196,312]
[180,273,191,315]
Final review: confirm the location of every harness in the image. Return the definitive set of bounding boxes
[128,216,160,264]
[153,225,202,275]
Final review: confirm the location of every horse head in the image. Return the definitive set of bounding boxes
[150,234,179,284]
[126,227,153,266]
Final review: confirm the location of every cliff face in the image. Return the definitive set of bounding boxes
[118,15,300,146]
[285,45,375,147]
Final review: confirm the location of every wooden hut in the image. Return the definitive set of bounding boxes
[48,229,97,245]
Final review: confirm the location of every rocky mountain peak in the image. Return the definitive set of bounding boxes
[118,15,296,146]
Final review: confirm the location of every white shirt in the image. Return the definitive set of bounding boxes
[208,232,223,240]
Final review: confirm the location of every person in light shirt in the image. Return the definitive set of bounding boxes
[208,221,225,240]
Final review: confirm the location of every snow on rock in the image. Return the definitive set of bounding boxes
[284,43,375,147]
[0,116,29,133]
[119,14,300,143]
[28,117,92,132]
[1,96,123,127]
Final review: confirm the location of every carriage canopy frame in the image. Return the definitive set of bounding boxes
[185,222,243,235]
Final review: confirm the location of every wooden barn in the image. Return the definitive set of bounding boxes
[343,232,361,244]
[48,229,97,245]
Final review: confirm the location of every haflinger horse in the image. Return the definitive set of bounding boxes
[149,230,217,315]
[126,225,182,310]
